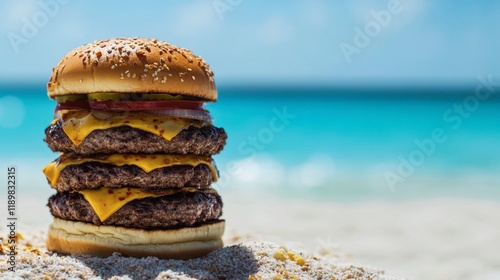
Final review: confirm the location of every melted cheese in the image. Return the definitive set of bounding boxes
[79,187,160,222]
[78,187,211,222]
[43,154,218,187]
[60,110,207,145]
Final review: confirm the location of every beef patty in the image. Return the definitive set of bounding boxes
[45,121,227,156]
[48,191,223,229]
[53,162,215,192]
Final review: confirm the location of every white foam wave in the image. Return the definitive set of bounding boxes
[216,153,500,197]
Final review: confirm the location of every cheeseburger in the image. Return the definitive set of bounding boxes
[42,38,227,259]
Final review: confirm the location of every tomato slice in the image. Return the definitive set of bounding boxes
[56,100,205,111]
[55,100,90,111]
[88,100,204,111]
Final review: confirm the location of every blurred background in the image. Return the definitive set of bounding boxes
[1,0,499,198]
[1,1,500,279]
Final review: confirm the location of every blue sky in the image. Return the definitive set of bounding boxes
[1,0,499,85]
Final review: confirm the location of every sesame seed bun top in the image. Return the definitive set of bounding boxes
[47,38,217,101]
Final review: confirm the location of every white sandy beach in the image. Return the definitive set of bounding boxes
[222,191,500,280]
[2,188,500,279]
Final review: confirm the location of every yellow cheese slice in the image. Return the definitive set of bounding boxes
[79,187,160,222]
[43,154,218,187]
[59,110,207,145]
[78,187,215,222]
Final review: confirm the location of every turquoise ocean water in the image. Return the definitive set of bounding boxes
[1,84,499,200]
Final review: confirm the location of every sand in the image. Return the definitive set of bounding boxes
[0,226,401,280]
[2,189,500,279]
[222,192,500,280]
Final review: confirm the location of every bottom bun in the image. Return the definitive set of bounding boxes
[47,217,224,259]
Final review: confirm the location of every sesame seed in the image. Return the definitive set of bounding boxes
[111,65,116,69]
[192,76,196,80]
[187,68,192,71]
[180,78,184,82]
[132,73,136,78]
